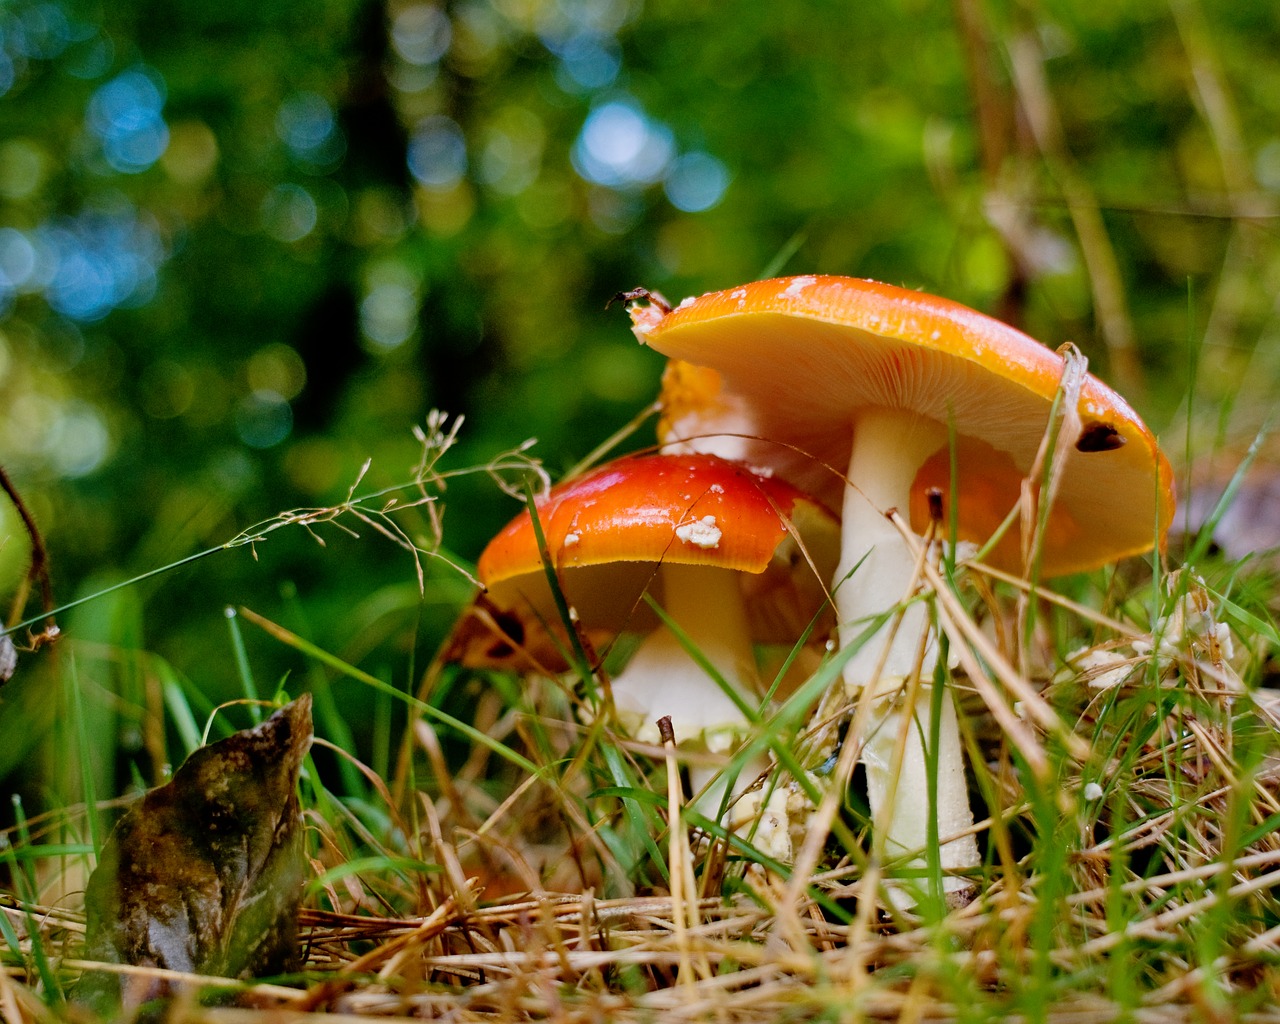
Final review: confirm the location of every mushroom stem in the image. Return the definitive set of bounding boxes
[834,407,979,896]
[608,563,786,853]
[610,563,760,748]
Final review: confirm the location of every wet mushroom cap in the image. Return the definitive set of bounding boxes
[638,275,1176,576]
[473,452,840,667]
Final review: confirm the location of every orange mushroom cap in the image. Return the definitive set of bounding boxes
[636,275,1176,577]
[470,452,840,669]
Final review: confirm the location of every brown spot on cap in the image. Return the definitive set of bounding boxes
[1077,422,1126,453]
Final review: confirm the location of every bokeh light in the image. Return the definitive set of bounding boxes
[276,92,345,170]
[360,265,421,351]
[571,99,673,190]
[391,4,451,66]
[0,228,36,312]
[663,151,730,212]
[478,108,544,196]
[261,183,319,243]
[1258,139,1280,192]
[0,52,15,97]
[548,32,620,92]
[30,208,165,322]
[48,399,111,477]
[7,3,72,60]
[161,120,219,184]
[247,343,307,401]
[86,66,169,174]
[234,389,293,449]
[0,140,49,200]
[1,390,112,477]
[407,115,467,189]
[62,26,113,79]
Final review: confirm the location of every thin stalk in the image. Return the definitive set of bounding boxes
[224,606,261,720]
[68,656,99,856]
[660,715,705,993]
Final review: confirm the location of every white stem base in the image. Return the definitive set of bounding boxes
[609,563,792,857]
[861,686,980,899]
[610,563,759,749]
[832,407,980,898]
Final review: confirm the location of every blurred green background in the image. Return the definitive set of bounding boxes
[1,0,1278,805]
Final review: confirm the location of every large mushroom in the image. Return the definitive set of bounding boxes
[629,275,1176,896]
[466,451,840,852]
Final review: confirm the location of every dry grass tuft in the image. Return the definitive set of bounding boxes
[6,547,1280,1023]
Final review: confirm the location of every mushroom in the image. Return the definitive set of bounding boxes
[628,275,1175,898]
[468,451,840,852]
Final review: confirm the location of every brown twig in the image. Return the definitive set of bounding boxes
[0,464,58,667]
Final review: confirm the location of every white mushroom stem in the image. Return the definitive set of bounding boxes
[834,407,979,896]
[611,563,758,747]
[609,563,786,857]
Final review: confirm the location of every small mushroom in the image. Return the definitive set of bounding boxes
[469,452,840,851]
[630,275,1176,898]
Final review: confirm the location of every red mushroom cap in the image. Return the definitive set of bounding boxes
[468,452,840,669]
[637,275,1176,577]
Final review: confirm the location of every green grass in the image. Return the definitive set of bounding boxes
[2,426,1280,1023]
